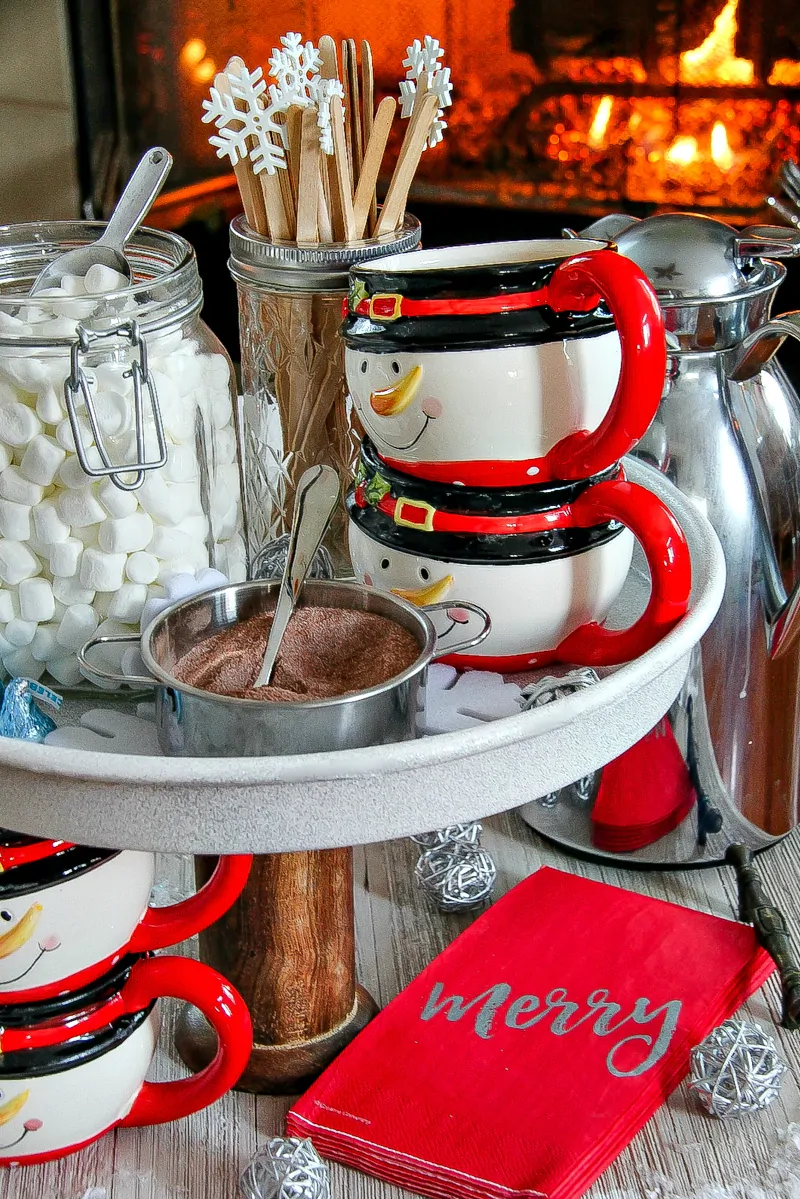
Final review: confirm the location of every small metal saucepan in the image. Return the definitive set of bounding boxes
[78,580,490,757]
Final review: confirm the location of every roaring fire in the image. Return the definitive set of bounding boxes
[710,121,735,169]
[679,0,754,85]
[665,135,699,166]
[587,96,614,149]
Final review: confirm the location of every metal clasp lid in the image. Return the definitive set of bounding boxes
[64,320,168,492]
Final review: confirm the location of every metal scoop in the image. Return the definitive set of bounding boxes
[30,147,173,295]
[253,464,342,689]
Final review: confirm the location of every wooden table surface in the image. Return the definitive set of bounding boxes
[4,812,800,1199]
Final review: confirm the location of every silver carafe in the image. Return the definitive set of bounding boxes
[523,213,800,867]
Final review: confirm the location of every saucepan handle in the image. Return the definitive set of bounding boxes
[424,601,492,658]
[77,632,154,688]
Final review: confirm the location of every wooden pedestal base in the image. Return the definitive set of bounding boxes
[175,848,379,1095]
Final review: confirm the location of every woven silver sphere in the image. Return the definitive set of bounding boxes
[689,1019,787,1119]
[411,823,483,850]
[252,535,334,582]
[518,668,600,711]
[240,1137,330,1199]
[415,843,497,911]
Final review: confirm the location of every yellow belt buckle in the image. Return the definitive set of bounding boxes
[369,293,404,321]
[394,497,436,532]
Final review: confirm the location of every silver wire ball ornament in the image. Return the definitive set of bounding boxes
[411,822,483,850]
[415,843,497,911]
[240,1137,330,1199]
[689,1019,787,1119]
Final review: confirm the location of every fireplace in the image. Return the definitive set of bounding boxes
[69,0,800,226]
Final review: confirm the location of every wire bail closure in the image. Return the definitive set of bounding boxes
[64,320,168,491]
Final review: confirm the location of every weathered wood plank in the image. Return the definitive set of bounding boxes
[1,828,799,1197]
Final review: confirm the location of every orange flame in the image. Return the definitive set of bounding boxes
[587,96,614,149]
[665,135,698,166]
[679,0,754,85]
[710,122,735,169]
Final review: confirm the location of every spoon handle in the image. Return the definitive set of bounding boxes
[254,465,341,689]
[98,148,173,253]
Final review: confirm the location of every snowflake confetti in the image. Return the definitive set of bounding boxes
[201,62,288,175]
[399,35,453,148]
[268,32,322,106]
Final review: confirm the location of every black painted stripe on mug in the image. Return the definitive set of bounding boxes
[0,954,139,1028]
[341,309,615,354]
[0,1005,154,1079]
[351,252,597,300]
[347,493,624,564]
[0,847,120,900]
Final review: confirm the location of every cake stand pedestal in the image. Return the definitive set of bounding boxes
[176,850,378,1093]
[0,463,725,1096]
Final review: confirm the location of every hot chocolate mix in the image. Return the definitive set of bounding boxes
[172,605,421,702]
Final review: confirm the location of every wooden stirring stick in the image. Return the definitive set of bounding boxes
[297,106,321,245]
[330,95,357,242]
[340,40,355,178]
[352,97,396,239]
[318,36,345,241]
[216,67,268,235]
[227,55,290,241]
[360,40,377,231]
[346,38,364,180]
[376,91,438,234]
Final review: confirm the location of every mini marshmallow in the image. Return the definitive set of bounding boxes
[147,525,192,560]
[39,316,79,339]
[164,351,204,393]
[19,435,66,486]
[94,390,131,438]
[0,403,41,447]
[213,501,239,542]
[136,474,180,525]
[55,416,94,453]
[3,648,45,681]
[92,591,114,619]
[60,274,87,296]
[210,388,233,431]
[52,575,95,606]
[71,523,99,548]
[0,590,18,622]
[46,655,84,687]
[83,263,128,295]
[163,443,198,483]
[56,487,107,527]
[108,582,147,624]
[0,356,47,393]
[79,546,127,592]
[195,567,228,591]
[150,370,194,442]
[49,538,82,578]
[125,551,159,585]
[161,571,200,601]
[4,618,37,646]
[0,311,27,335]
[18,577,55,623]
[56,603,99,650]
[215,425,237,464]
[97,511,153,555]
[0,500,31,542]
[97,477,139,518]
[32,501,70,546]
[0,445,10,474]
[35,384,65,425]
[0,467,44,507]
[0,541,40,585]
[30,623,59,662]
[94,363,132,394]
[139,595,169,633]
[57,447,105,489]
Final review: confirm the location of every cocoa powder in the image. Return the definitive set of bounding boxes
[172,605,421,702]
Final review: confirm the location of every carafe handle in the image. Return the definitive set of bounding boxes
[726,311,800,382]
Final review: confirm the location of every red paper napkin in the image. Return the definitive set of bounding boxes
[288,867,773,1199]
[591,717,697,852]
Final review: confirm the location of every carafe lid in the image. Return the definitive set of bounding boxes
[580,212,800,302]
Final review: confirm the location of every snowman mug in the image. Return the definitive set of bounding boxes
[0,952,252,1165]
[348,443,691,671]
[0,844,252,1001]
[343,239,666,488]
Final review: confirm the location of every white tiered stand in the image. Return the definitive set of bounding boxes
[1,462,793,1199]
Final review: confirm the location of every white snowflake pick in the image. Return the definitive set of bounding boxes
[398,35,453,150]
[268,32,322,107]
[202,62,288,175]
[310,76,344,156]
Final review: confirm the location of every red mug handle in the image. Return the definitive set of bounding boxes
[128,855,252,953]
[546,250,666,480]
[120,954,253,1125]
[556,478,691,666]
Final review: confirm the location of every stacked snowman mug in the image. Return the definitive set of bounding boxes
[344,238,692,670]
[0,830,252,1165]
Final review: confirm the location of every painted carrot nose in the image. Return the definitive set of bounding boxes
[391,574,454,605]
[0,1091,28,1127]
[0,904,42,959]
[370,364,423,416]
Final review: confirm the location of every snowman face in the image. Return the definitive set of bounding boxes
[0,901,61,987]
[346,350,442,454]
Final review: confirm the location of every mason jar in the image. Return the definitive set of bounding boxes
[229,216,421,576]
[0,222,244,690]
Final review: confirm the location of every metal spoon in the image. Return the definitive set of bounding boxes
[253,464,341,689]
[30,147,173,294]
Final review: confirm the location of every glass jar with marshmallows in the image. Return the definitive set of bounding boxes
[0,222,245,690]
